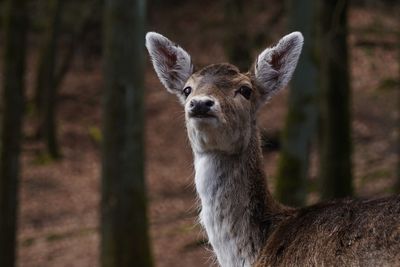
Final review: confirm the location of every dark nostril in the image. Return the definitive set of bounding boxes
[190,100,196,108]
[205,100,214,107]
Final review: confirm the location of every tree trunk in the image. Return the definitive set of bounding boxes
[224,0,252,71]
[275,0,318,207]
[0,0,27,266]
[396,25,400,194]
[53,0,100,90]
[318,0,353,200]
[34,0,63,158]
[101,0,152,266]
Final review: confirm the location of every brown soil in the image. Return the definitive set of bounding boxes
[17,2,399,267]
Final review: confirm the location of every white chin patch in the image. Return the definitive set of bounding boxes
[186,117,222,153]
[189,116,218,128]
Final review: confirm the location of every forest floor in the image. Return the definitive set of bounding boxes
[16,2,398,267]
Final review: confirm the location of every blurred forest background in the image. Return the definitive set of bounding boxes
[0,0,399,266]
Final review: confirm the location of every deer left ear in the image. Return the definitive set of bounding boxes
[253,32,303,102]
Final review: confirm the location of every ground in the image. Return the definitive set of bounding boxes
[16,2,399,267]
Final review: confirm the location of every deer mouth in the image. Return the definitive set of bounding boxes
[189,113,216,119]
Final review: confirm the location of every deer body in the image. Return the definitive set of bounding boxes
[145,32,400,267]
[257,196,400,267]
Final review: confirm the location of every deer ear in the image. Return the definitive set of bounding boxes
[253,32,303,101]
[145,32,193,98]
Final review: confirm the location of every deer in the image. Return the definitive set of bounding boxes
[145,31,400,267]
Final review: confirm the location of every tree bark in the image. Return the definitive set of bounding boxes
[0,0,27,266]
[318,0,353,200]
[34,0,63,158]
[275,0,318,207]
[101,0,153,266]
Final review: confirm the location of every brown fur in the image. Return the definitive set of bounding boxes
[256,196,400,266]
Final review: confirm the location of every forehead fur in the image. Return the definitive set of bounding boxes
[193,63,249,90]
[198,63,240,76]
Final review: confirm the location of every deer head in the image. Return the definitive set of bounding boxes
[145,32,303,154]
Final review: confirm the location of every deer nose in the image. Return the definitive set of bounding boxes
[189,99,214,117]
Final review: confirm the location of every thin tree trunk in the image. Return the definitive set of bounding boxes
[396,25,400,194]
[53,0,100,90]
[275,0,318,207]
[34,0,63,158]
[318,0,353,200]
[101,0,152,266]
[0,0,27,266]
[224,0,251,71]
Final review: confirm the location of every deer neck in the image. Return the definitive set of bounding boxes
[193,127,282,267]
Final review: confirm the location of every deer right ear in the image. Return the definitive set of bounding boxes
[145,32,193,100]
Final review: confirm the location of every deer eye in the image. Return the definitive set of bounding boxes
[237,86,252,100]
[183,86,192,98]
